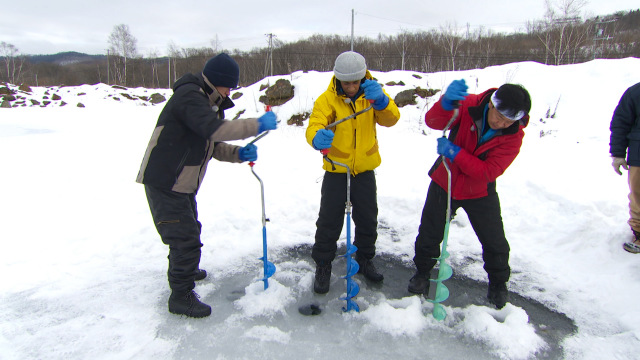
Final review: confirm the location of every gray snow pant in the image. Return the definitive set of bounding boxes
[145,184,203,294]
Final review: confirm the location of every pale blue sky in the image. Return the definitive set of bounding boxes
[2,0,637,55]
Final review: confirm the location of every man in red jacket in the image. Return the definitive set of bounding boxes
[408,79,531,309]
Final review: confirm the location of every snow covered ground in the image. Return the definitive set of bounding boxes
[1,58,639,360]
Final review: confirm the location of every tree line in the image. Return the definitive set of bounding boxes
[2,5,639,89]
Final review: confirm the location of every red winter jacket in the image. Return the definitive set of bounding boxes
[427,89,528,200]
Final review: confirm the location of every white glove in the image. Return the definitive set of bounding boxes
[612,157,629,175]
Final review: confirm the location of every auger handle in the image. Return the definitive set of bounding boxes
[319,100,374,158]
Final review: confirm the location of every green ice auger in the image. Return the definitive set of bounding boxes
[428,107,459,321]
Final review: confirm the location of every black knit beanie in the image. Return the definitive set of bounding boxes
[202,53,239,89]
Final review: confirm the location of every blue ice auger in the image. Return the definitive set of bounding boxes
[247,110,276,290]
[317,102,374,312]
[428,107,459,321]
[322,152,360,312]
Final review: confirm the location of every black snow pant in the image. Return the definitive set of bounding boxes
[145,184,203,294]
[413,181,511,284]
[312,170,378,264]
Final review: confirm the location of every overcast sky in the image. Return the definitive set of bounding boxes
[2,0,638,56]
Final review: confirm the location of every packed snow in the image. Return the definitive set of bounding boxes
[1,58,639,360]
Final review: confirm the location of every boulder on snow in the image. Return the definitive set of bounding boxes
[394,89,417,107]
[18,84,32,93]
[287,112,310,126]
[394,87,440,108]
[259,79,294,106]
[1,94,16,102]
[0,87,14,96]
[149,93,166,104]
[233,109,246,120]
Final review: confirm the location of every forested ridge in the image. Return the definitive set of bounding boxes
[1,8,638,88]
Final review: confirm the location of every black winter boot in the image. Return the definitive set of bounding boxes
[313,263,332,294]
[356,256,384,282]
[408,271,430,295]
[168,290,212,318]
[195,269,207,281]
[487,282,508,309]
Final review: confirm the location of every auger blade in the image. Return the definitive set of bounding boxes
[262,259,276,278]
[432,303,447,321]
[345,278,360,298]
[345,257,359,277]
[435,250,450,261]
[344,243,358,256]
[341,298,360,313]
[436,263,452,281]
[433,282,450,303]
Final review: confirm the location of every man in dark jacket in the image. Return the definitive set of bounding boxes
[408,79,531,309]
[610,82,640,253]
[137,53,277,318]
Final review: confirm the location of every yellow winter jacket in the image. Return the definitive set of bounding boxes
[305,71,400,175]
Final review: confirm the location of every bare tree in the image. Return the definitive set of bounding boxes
[147,49,160,88]
[439,22,462,71]
[167,41,181,86]
[534,0,589,65]
[108,24,138,86]
[0,42,25,84]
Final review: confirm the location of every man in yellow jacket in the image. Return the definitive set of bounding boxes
[305,51,400,294]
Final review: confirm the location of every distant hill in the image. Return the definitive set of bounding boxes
[28,52,105,66]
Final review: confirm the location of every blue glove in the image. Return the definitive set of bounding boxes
[238,143,258,162]
[258,111,277,133]
[361,79,389,110]
[437,137,461,160]
[312,129,334,150]
[442,79,468,111]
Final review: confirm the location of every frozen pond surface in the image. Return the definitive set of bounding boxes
[157,244,575,360]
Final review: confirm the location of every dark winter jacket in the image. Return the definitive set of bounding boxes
[610,82,640,166]
[427,89,529,200]
[137,72,260,194]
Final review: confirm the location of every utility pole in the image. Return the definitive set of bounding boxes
[592,17,616,60]
[106,49,110,85]
[264,33,276,79]
[351,9,355,51]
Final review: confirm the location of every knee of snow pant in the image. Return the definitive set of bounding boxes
[155,216,202,247]
[351,171,378,260]
[144,184,202,246]
[460,191,511,283]
[312,172,348,263]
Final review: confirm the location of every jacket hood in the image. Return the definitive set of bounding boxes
[172,73,202,92]
[172,73,235,110]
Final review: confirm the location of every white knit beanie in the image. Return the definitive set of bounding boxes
[333,51,367,81]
